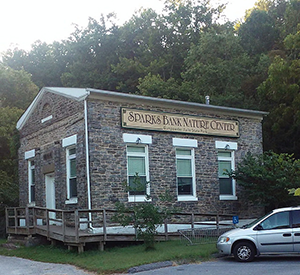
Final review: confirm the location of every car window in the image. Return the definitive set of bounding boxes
[292,210,300,228]
[260,211,290,230]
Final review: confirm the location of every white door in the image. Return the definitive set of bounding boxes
[45,174,56,222]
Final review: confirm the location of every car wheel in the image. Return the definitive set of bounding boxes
[233,242,256,262]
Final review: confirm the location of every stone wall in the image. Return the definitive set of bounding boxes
[87,99,264,218]
[18,91,265,219]
[18,91,88,210]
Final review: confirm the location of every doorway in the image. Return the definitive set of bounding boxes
[45,173,56,222]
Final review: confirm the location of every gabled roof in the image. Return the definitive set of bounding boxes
[17,87,268,130]
[16,87,90,129]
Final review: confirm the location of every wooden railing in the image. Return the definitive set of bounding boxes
[6,206,236,242]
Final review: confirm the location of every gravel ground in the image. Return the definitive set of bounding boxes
[0,255,95,275]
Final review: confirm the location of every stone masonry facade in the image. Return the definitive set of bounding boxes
[18,91,88,210]
[87,100,263,218]
[18,88,265,219]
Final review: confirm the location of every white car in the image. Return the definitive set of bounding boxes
[217,206,300,261]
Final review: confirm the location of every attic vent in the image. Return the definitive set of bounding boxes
[41,115,53,123]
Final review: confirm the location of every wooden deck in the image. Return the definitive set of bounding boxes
[6,206,233,253]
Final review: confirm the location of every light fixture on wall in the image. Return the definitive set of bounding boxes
[205,95,210,105]
[136,137,141,144]
[225,144,230,150]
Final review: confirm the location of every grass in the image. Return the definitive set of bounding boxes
[0,239,218,274]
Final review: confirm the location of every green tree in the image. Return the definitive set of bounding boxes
[112,0,225,93]
[61,15,121,90]
[0,65,37,233]
[113,175,173,249]
[238,9,279,56]
[3,41,68,88]
[0,106,23,230]
[281,0,300,37]
[0,64,38,109]
[181,26,253,107]
[229,151,300,212]
[137,74,182,100]
[258,29,300,157]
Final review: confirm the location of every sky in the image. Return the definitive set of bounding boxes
[0,0,257,54]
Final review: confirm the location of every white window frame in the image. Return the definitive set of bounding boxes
[25,149,36,206]
[62,135,78,204]
[215,141,237,201]
[66,146,77,203]
[173,138,198,202]
[123,133,152,202]
[28,160,35,205]
[126,145,150,202]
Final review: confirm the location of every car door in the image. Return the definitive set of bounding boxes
[291,210,300,252]
[256,211,294,253]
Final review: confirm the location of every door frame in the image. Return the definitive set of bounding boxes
[45,173,56,223]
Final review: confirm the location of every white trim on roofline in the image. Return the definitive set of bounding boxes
[16,87,90,130]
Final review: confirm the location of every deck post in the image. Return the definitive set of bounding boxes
[216,213,220,236]
[25,207,29,234]
[103,209,107,241]
[78,244,84,253]
[99,241,104,251]
[191,212,195,238]
[75,209,79,242]
[5,208,9,235]
[191,212,195,229]
[46,209,50,239]
[14,208,17,234]
[164,219,168,240]
[33,207,36,228]
[62,211,66,242]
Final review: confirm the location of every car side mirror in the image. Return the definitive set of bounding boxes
[254,224,263,231]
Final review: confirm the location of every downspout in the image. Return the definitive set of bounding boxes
[84,98,93,228]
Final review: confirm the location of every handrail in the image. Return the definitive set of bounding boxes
[5,206,237,218]
[5,206,242,245]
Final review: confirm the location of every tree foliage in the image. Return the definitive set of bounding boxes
[0,65,37,219]
[238,9,279,56]
[0,106,23,217]
[182,26,255,107]
[112,175,173,249]
[258,28,300,157]
[0,64,38,109]
[229,151,300,211]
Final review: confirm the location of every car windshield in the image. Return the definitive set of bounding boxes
[241,211,272,229]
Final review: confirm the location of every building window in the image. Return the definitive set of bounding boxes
[67,147,77,199]
[173,138,197,201]
[62,135,78,204]
[215,141,237,200]
[176,148,196,199]
[28,160,35,204]
[218,151,233,194]
[25,149,35,205]
[126,145,150,200]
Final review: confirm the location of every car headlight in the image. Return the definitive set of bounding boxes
[218,236,230,243]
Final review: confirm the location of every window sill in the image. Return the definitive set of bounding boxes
[177,196,198,202]
[65,197,78,204]
[219,195,237,201]
[27,202,36,207]
[128,196,152,202]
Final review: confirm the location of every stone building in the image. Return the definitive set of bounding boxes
[17,87,267,218]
